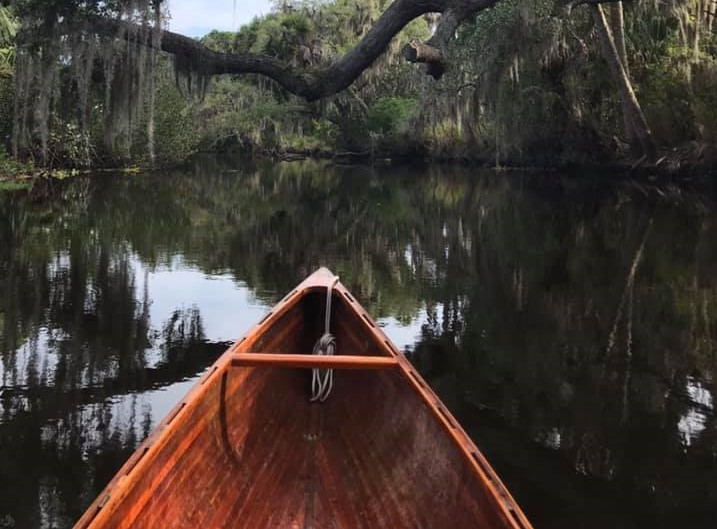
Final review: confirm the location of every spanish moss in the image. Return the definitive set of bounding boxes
[12,0,164,164]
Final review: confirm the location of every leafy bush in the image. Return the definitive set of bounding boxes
[691,66,717,144]
[0,145,32,176]
[145,76,202,165]
[367,97,417,135]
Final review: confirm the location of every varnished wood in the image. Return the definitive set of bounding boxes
[73,267,534,529]
[231,353,399,369]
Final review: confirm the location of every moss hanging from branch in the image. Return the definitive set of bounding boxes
[12,0,163,164]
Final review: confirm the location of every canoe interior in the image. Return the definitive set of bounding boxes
[79,288,526,529]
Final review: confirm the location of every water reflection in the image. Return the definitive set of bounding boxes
[1,157,716,528]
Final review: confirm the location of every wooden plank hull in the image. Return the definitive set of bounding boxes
[74,268,533,529]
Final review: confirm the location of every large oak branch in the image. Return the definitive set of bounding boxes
[157,0,447,100]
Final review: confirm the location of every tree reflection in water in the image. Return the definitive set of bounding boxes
[0,157,716,528]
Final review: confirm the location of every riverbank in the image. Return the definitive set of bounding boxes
[0,165,145,190]
[2,144,716,186]
[201,146,717,181]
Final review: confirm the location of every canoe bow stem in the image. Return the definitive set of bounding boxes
[310,275,340,402]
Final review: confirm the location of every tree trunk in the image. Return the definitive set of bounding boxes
[609,3,628,78]
[591,4,657,161]
[609,2,638,150]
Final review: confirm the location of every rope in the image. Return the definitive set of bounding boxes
[310,276,339,402]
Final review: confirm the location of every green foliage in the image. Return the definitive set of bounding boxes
[191,0,427,155]
[623,1,717,147]
[404,0,717,163]
[0,145,32,177]
[146,74,201,164]
[6,0,717,168]
[45,121,96,168]
[692,67,717,143]
[282,133,330,154]
[0,179,32,191]
[201,30,239,54]
[640,63,696,145]
[0,14,14,79]
[194,76,304,152]
[0,6,17,44]
[0,47,13,77]
[0,6,16,146]
[367,97,416,134]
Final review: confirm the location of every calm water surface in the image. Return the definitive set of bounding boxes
[1,157,716,528]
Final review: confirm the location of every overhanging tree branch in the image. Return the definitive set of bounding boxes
[88,0,505,100]
[82,0,447,100]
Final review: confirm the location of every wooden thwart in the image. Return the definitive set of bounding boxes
[231,353,398,370]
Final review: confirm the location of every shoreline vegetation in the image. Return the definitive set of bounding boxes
[1,1,717,183]
[2,121,716,185]
[2,145,715,189]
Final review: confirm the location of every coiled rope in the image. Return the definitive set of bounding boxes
[310,276,339,402]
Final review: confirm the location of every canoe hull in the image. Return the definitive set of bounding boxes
[74,268,532,529]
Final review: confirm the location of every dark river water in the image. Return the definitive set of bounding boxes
[1,157,716,528]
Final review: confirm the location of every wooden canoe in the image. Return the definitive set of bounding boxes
[74,268,533,529]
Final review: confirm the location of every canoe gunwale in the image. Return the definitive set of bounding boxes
[73,268,533,529]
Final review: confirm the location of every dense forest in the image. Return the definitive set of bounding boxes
[0,0,716,173]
